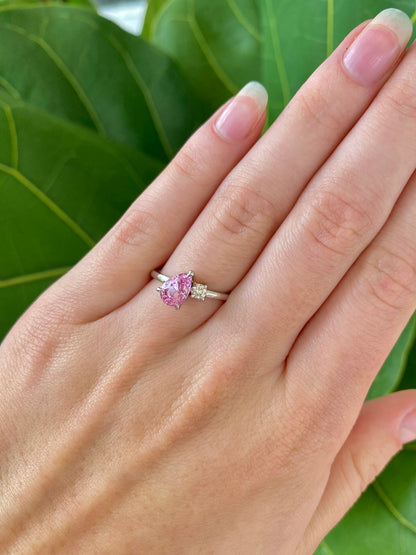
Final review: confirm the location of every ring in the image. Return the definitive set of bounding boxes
[151,270,229,309]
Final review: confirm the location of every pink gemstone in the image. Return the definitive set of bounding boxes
[160,273,193,307]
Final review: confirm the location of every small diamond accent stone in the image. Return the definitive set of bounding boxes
[160,273,193,307]
[190,283,208,301]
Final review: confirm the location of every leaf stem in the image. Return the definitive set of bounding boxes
[226,0,262,42]
[327,0,334,57]
[188,0,238,94]
[372,479,416,533]
[2,104,18,169]
[264,0,291,107]
[0,162,95,248]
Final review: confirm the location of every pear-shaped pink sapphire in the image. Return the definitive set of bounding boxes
[160,273,193,307]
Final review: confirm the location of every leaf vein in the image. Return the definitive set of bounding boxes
[226,0,262,42]
[0,76,21,99]
[0,161,95,248]
[55,11,174,160]
[320,539,335,555]
[326,0,334,57]
[0,21,105,135]
[0,267,71,288]
[187,0,238,95]
[372,479,416,533]
[105,32,174,159]
[148,0,177,38]
[2,104,18,169]
[264,0,291,107]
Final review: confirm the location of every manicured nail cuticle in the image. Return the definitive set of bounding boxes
[214,81,268,142]
[399,409,416,444]
[342,8,413,85]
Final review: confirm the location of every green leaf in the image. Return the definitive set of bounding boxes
[260,0,416,120]
[0,91,163,338]
[315,449,416,555]
[142,0,171,39]
[0,5,200,161]
[0,0,94,7]
[367,314,416,400]
[147,0,415,125]
[145,0,262,118]
[398,335,416,391]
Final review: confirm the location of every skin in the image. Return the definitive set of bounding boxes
[0,19,415,555]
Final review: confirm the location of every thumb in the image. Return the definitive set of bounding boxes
[301,389,416,553]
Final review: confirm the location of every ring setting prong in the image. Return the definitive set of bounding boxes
[152,269,228,308]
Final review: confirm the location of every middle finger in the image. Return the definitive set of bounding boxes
[137,9,412,332]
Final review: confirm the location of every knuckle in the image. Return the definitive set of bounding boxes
[9,307,72,389]
[304,189,373,258]
[114,203,159,247]
[295,84,343,132]
[211,185,275,243]
[364,244,416,312]
[342,448,379,497]
[170,141,204,182]
[383,76,416,120]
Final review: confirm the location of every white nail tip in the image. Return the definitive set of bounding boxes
[237,81,268,109]
[371,8,413,48]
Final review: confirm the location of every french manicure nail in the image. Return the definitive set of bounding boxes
[399,409,416,444]
[343,8,413,85]
[214,81,268,141]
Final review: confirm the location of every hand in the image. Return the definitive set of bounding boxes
[1,8,415,554]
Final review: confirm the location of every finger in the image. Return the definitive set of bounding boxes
[224,38,416,363]
[301,390,416,554]
[139,10,413,332]
[45,82,268,322]
[285,172,416,453]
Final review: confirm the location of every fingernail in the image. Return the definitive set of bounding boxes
[214,81,268,141]
[399,409,416,444]
[343,8,413,85]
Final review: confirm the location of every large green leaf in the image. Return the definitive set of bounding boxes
[0,5,199,161]
[315,448,416,555]
[145,0,416,123]
[367,314,416,400]
[0,4,202,336]
[0,91,163,337]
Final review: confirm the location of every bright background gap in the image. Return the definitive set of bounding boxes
[96,0,148,35]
